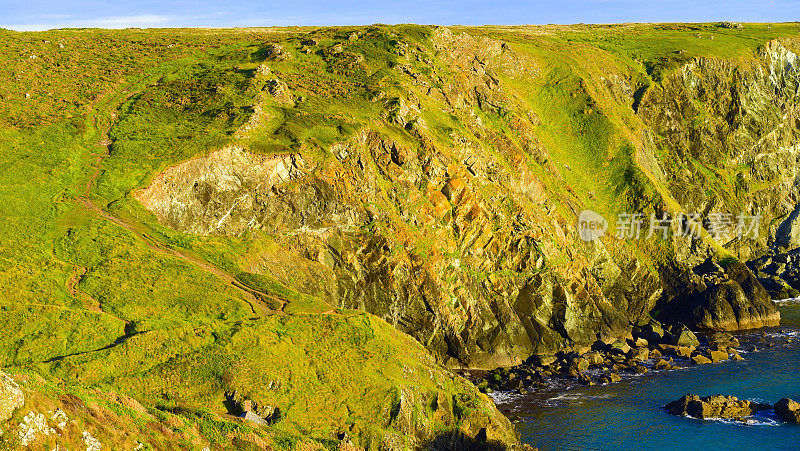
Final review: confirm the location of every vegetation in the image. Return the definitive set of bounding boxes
[1,22,798,448]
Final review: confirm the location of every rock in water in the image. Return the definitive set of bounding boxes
[691,355,712,365]
[0,370,24,422]
[774,398,800,424]
[652,359,672,370]
[664,394,771,419]
[709,350,728,363]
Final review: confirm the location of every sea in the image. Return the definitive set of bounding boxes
[492,301,800,450]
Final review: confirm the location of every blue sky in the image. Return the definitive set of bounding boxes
[2,0,799,30]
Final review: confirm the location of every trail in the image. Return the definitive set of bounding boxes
[66,265,103,313]
[74,77,287,318]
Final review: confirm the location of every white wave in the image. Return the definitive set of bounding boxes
[764,330,800,339]
[489,391,525,404]
[773,297,800,304]
[542,392,613,406]
[703,416,782,427]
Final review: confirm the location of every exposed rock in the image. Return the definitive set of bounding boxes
[136,29,793,371]
[609,340,631,355]
[628,347,650,361]
[664,394,770,419]
[604,371,621,383]
[0,371,23,422]
[658,261,780,331]
[17,411,55,446]
[706,332,740,348]
[83,430,102,451]
[135,146,314,236]
[577,372,594,385]
[669,324,700,347]
[709,350,728,363]
[774,398,800,424]
[653,359,672,370]
[691,355,712,365]
[635,320,666,344]
[583,351,604,366]
[527,355,556,367]
[571,357,589,373]
[240,411,269,426]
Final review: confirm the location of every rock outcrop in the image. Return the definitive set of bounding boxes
[774,398,800,424]
[664,394,771,419]
[657,260,780,330]
[0,370,23,423]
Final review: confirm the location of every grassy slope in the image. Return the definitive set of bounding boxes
[0,27,512,448]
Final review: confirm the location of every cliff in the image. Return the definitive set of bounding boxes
[135,26,794,368]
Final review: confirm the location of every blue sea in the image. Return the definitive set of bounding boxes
[493,303,800,450]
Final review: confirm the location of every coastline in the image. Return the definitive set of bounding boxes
[475,304,800,449]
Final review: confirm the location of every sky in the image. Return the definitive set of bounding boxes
[1,0,799,31]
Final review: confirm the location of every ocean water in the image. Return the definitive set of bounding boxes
[494,303,800,451]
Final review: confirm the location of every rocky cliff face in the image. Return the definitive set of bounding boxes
[638,40,800,323]
[136,27,797,368]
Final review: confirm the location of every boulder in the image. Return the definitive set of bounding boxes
[653,359,672,370]
[240,411,269,426]
[691,355,712,365]
[774,398,800,424]
[707,331,739,348]
[0,371,23,422]
[583,351,604,366]
[657,344,692,357]
[572,357,590,373]
[709,343,728,353]
[665,394,771,419]
[636,320,666,344]
[670,325,701,347]
[628,347,650,362]
[577,372,594,386]
[609,340,631,355]
[709,350,728,363]
[527,354,557,367]
[631,365,648,374]
[604,371,621,383]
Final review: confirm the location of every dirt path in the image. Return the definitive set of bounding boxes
[66,265,103,313]
[74,78,287,318]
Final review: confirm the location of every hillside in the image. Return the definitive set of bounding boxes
[1,23,800,449]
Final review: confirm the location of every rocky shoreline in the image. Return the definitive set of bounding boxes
[470,319,782,395]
